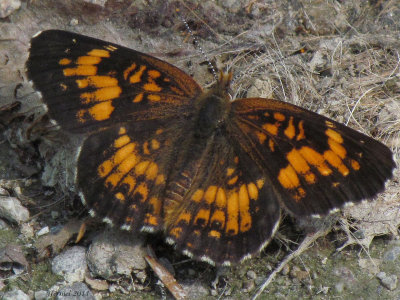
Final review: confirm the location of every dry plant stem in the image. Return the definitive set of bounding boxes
[251,227,331,300]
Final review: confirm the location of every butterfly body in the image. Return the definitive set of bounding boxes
[27,30,395,265]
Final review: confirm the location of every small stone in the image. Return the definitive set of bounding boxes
[20,223,34,239]
[0,0,21,18]
[84,275,108,291]
[52,246,88,283]
[70,18,79,26]
[0,219,9,230]
[87,230,146,280]
[2,289,29,300]
[34,290,47,300]
[383,246,400,262]
[0,196,29,223]
[36,226,49,236]
[377,272,398,291]
[51,211,60,219]
[281,264,290,275]
[242,280,255,292]
[247,270,257,279]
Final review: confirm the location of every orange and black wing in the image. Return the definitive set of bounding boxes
[230,98,395,217]
[77,119,186,233]
[26,30,202,133]
[163,130,280,265]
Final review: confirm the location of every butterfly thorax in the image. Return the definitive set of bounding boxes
[193,73,232,138]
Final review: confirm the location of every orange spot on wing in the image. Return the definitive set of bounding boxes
[148,69,161,78]
[76,56,101,65]
[210,210,225,229]
[135,161,150,175]
[278,165,300,189]
[247,182,258,200]
[59,58,71,65]
[194,209,210,226]
[256,131,267,144]
[114,134,130,148]
[81,86,122,103]
[263,123,278,135]
[129,65,146,84]
[151,139,160,150]
[326,128,343,143]
[227,168,235,176]
[208,230,221,238]
[145,162,158,180]
[350,159,360,170]
[133,93,144,103]
[296,120,305,140]
[144,214,159,226]
[191,189,204,202]
[286,149,316,184]
[328,138,346,159]
[268,139,275,152]
[155,174,165,185]
[177,211,191,225]
[274,112,285,121]
[115,192,125,202]
[204,186,218,204]
[98,142,136,177]
[135,182,149,201]
[87,49,110,57]
[298,146,332,176]
[144,82,162,92]
[323,150,349,176]
[76,76,118,89]
[228,175,238,185]
[216,188,227,208]
[82,101,114,121]
[64,65,97,76]
[148,94,161,101]
[284,116,295,139]
[123,63,137,80]
[122,175,136,193]
[256,179,265,189]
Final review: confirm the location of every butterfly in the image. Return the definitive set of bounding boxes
[26,30,395,266]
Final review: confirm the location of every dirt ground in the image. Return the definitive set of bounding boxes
[1,0,400,299]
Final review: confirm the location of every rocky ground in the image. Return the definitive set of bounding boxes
[0,0,400,299]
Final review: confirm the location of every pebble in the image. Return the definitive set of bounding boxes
[0,0,21,18]
[2,289,29,300]
[247,270,257,279]
[52,246,88,283]
[377,271,398,291]
[0,196,29,223]
[86,230,147,280]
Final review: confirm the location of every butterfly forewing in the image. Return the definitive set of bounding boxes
[27,30,202,133]
[231,97,395,216]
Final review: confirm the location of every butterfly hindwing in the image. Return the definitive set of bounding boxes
[27,30,202,133]
[163,130,281,265]
[231,98,395,216]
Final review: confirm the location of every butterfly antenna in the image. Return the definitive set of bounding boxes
[176,8,218,81]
